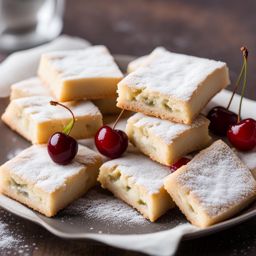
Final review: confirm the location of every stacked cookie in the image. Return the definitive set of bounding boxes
[98,47,256,227]
[3,45,124,145]
[0,45,124,216]
[120,47,229,167]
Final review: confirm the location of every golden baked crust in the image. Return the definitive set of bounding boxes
[117,48,230,124]
[98,153,175,222]
[38,46,123,102]
[164,140,256,227]
[1,96,103,144]
[0,145,102,217]
[126,113,211,165]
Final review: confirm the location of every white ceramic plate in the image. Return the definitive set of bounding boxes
[0,55,255,255]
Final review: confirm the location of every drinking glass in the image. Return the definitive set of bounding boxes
[0,0,65,52]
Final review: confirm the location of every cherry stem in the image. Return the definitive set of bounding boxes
[50,101,75,135]
[237,47,248,123]
[113,109,125,130]
[226,62,245,110]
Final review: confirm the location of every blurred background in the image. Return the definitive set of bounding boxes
[1,0,255,99]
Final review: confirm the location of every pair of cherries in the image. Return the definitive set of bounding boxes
[207,46,256,151]
[166,46,255,169]
[208,107,256,151]
[47,102,128,165]
[46,100,183,170]
[47,102,186,170]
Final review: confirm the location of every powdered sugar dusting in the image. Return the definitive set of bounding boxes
[103,153,171,194]
[177,140,256,217]
[13,96,101,122]
[44,45,123,79]
[127,47,166,73]
[0,208,39,254]
[127,55,148,73]
[60,188,147,225]
[120,47,228,101]
[11,77,50,98]
[6,148,23,161]
[4,144,101,193]
[128,113,209,144]
[0,222,17,249]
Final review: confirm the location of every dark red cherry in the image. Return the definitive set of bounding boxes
[47,101,78,165]
[95,125,128,159]
[207,106,238,136]
[48,132,78,165]
[116,129,129,154]
[170,157,191,172]
[227,118,256,151]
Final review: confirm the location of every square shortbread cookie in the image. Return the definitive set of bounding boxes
[98,153,175,222]
[126,113,211,165]
[38,45,123,102]
[117,47,230,124]
[1,96,103,144]
[10,77,50,100]
[0,144,102,217]
[164,140,256,227]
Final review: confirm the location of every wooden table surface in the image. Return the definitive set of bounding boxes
[1,0,256,255]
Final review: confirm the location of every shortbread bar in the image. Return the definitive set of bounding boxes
[117,48,230,124]
[1,96,102,144]
[10,77,121,115]
[164,140,256,227]
[235,148,256,179]
[0,144,102,217]
[126,113,211,165]
[10,77,50,100]
[38,45,123,102]
[93,97,120,115]
[98,154,175,222]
